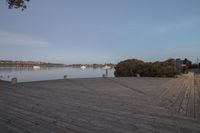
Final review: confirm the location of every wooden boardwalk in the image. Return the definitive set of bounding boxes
[0,75,200,133]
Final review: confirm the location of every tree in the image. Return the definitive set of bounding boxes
[114,58,178,77]
[114,59,145,77]
[6,0,30,10]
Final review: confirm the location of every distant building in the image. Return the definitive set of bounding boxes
[171,58,191,73]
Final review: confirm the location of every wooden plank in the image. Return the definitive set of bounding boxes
[186,78,195,118]
[195,75,200,120]
[1,77,200,133]
[171,79,188,113]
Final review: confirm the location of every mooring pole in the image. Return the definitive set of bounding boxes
[11,78,17,85]
[64,75,68,79]
[106,69,108,77]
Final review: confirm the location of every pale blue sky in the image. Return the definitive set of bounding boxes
[0,0,200,64]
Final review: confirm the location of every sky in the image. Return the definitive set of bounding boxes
[0,0,200,64]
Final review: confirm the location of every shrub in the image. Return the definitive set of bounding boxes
[114,59,178,77]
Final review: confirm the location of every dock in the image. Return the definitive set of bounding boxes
[0,75,200,133]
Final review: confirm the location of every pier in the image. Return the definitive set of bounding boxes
[0,75,200,133]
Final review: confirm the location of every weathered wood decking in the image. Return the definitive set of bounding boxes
[0,74,200,133]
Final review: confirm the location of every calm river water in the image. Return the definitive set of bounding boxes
[0,67,115,82]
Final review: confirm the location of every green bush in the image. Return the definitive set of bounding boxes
[114,59,177,77]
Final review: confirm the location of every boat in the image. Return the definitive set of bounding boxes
[33,66,40,70]
[80,65,86,70]
[103,65,111,70]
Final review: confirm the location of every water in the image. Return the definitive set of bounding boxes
[0,67,115,82]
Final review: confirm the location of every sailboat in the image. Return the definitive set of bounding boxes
[80,65,86,70]
[33,66,40,70]
[103,65,111,70]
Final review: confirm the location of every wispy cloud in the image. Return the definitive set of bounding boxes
[0,31,49,47]
[153,16,200,32]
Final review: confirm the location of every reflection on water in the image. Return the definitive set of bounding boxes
[0,67,114,82]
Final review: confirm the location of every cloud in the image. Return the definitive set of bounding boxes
[0,31,49,47]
